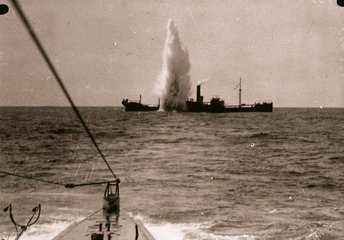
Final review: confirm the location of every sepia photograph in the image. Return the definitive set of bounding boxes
[1,0,344,239]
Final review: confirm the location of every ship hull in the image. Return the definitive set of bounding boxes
[122,100,159,112]
[186,101,273,113]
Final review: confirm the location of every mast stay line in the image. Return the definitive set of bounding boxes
[10,0,118,181]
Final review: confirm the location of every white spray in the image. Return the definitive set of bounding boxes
[155,19,191,111]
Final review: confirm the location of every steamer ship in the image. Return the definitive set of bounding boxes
[186,79,273,113]
[122,95,160,111]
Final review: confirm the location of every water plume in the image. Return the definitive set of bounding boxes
[155,19,191,111]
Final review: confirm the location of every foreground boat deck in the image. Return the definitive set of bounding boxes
[52,209,155,240]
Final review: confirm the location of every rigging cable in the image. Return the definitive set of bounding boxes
[9,0,118,181]
[0,170,118,188]
[0,170,65,186]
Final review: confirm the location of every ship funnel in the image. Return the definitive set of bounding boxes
[196,85,203,104]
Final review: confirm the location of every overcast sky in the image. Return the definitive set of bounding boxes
[1,0,344,107]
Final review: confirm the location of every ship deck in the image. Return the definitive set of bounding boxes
[52,209,155,240]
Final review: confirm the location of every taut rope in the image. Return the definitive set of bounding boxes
[9,0,118,181]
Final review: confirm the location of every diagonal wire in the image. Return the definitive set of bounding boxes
[10,0,118,180]
[0,170,65,186]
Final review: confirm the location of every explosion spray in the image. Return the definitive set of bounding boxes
[155,19,191,111]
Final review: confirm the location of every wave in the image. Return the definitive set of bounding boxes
[132,214,255,240]
[7,221,73,240]
[144,222,255,240]
[49,128,82,134]
[249,133,271,138]
[329,156,344,163]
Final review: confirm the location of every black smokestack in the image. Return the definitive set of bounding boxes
[197,85,201,103]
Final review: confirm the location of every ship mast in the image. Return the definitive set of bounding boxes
[239,77,242,108]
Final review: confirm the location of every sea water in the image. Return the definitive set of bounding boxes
[0,107,343,240]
